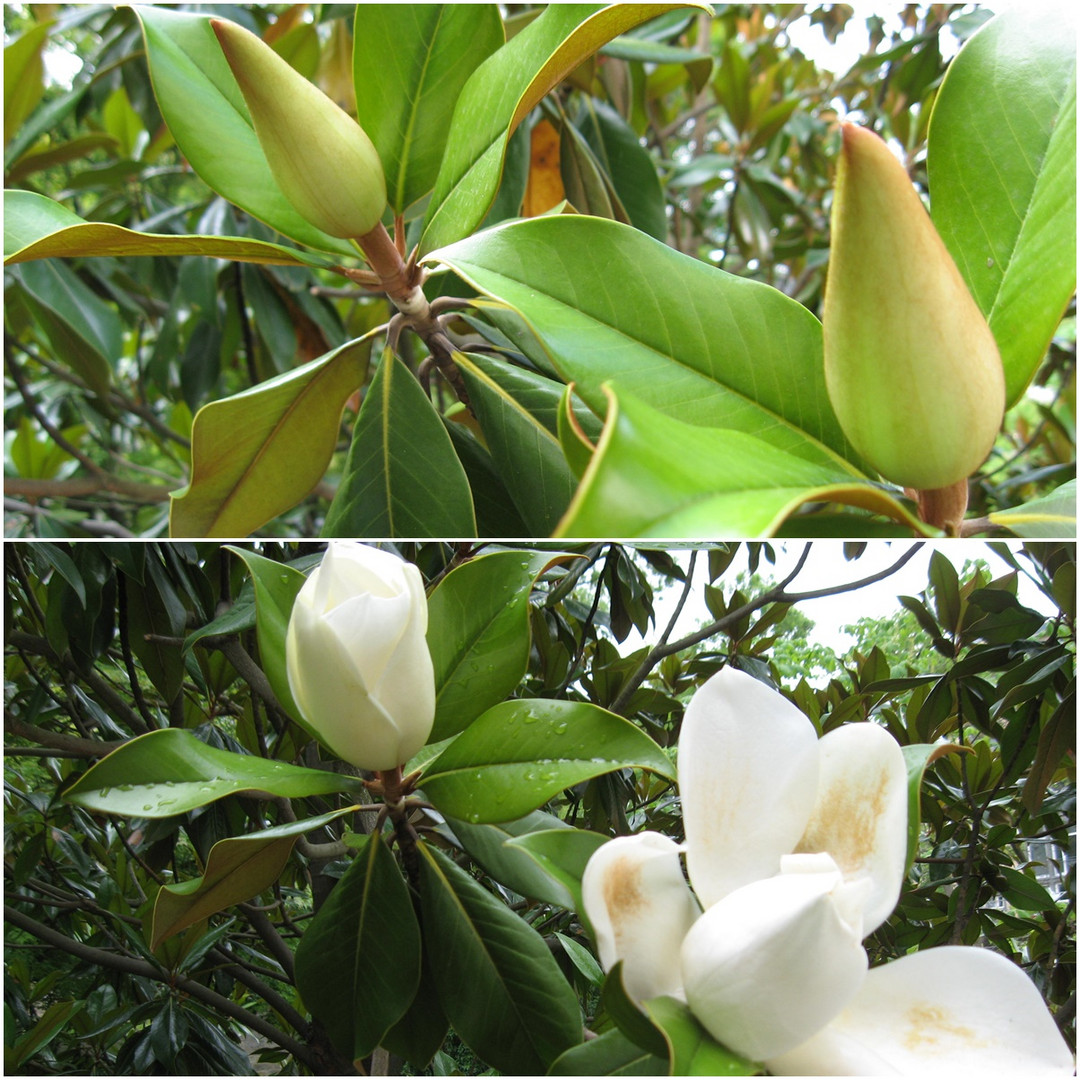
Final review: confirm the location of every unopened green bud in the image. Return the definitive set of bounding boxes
[211,18,386,240]
[823,123,1005,491]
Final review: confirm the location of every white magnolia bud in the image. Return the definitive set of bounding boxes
[286,542,435,771]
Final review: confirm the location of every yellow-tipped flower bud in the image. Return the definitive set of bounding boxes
[823,123,1005,491]
[211,18,386,240]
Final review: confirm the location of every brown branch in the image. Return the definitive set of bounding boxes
[5,475,172,503]
[4,715,124,759]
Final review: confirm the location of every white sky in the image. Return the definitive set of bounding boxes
[642,541,1057,657]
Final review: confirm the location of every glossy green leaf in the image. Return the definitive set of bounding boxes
[224,547,307,726]
[380,943,448,1072]
[505,826,608,918]
[577,99,668,240]
[643,996,759,1076]
[426,215,858,469]
[555,931,605,986]
[4,21,50,145]
[902,742,969,872]
[63,729,362,818]
[447,810,580,908]
[124,576,186,703]
[322,352,476,537]
[995,864,1059,912]
[556,387,928,538]
[419,4,693,253]
[10,259,119,401]
[421,698,674,824]
[295,833,422,1060]
[457,352,577,534]
[3,191,332,268]
[10,1000,83,1070]
[928,4,1077,405]
[549,1027,668,1075]
[560,120,620,220]
[354,5,504,213]
[417,842,582,1074]
[1023,690,1074,816]
[988,480,1076,538]
[151,807,354,948]
[427,549,571,741]
[135,7,353,256]
[170,334,372,537]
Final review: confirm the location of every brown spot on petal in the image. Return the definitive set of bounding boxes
[795,763,890,875]
[603,855,645,917]
[902,1003,983,1052]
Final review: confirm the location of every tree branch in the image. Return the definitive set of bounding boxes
[4,904,322,1071]
[611,543,924,714]
[4,715,124,758]
[4,475,172,503]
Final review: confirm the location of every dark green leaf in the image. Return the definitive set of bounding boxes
[322,352,476,537]
[457,352,576,534]
[295,834,422,1060]
[418,842,582,1074]
[224,547,308,725]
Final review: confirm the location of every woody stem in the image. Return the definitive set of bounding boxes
[353,222,471,408]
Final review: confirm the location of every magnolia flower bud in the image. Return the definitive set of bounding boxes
[823,123,1005,491]
[211,18,386,239]
[285,542,435,772]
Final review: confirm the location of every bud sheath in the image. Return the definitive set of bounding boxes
[211,18,386,239]
[824,124,1005,491]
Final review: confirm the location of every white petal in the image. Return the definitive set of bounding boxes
[581,833,699,1003]
[681,863,868,1061]
[679,668,819,907]
[793,722,908,933]
[767,946,1075,1077]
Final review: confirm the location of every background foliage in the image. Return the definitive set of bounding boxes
[4,3,1074,538]
[4,539,1075,1074]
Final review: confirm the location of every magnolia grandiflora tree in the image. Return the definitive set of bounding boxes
[4,4,1076,539]
[5,540,1075,1074]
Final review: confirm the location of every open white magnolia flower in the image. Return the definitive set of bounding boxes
[582,667,1073,1075]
